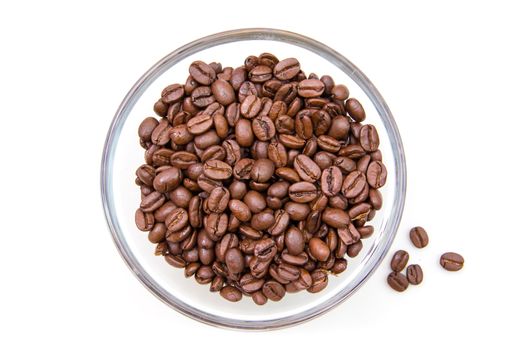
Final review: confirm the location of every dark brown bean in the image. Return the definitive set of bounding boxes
[406,264,423,285]
[440,252,464,271]
[387,272,409,292]
[410,226,429,248]
[273,58,300,80]
[189,61,216,85]
[391,250,409,272]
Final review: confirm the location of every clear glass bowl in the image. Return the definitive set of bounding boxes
[101,28,406,330]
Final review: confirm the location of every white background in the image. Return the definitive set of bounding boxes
[1,0,524,348]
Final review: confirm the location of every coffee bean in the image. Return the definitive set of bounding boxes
[165,254,186,268]
[345,98,366,122]
[252,116,276,141]
[211,79,235,105]
[249,65,273,83]
[228,199,252,222]
[288,182,318,203]
[239,273,265,293]
[187,114,213,135]
[308,269,328,293]
[251,291,267,305]
[298,79,325,98]
[320,166,343,196]
[391,250,409,272]
[262,280,286,301]
[235,118,254,147]
[440,252,464,271]
[153,167,182,193]
[342,171,367,198]
[387,272,409,292]
[191,86,215,108]
[220,285,242,302]
[254,238,277,262]
[294,155,321,182]
[366,160,387,188]
[140,191,165,213]
[225,247,244,274]
[337,224,360,245]
[204,213,228,240]
[406,264,423,285]
[250,159,275,183]
[189,61,216,85]
[243,190,266,213]
[347,240,363,258]
[273,58,300,80]
[360,124,380,152]
[308,237,330,262]
[409,226,429,248]
[321,207,350,229]
[135,209,155,231]
[203,159,232,180]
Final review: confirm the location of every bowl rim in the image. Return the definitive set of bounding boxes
[101,28,406,330]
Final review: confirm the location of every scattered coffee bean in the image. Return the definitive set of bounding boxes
[390,250,409,272]
[409,226,429,248]
[387,272,409,292]
[406,264,423,285]
[135,53,387,304]
[440,252,464,271]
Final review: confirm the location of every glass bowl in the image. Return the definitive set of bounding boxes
[101,28,406,330]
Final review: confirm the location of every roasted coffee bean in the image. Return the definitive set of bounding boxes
[409,226,429,248]
[288,182,318,203]
[196,174,221,193]
[185,262,200,277]
[360,124,380,152]
[387,272,409,292]
[189,61,216,85]
[331,84,349,100]
[136,164,156,187]
[369,188,383,210]
[345,98,366,122]
[239,225,263,240]
[210,275,224,292]
[284,202,310,221]
[240,95,262,119]
[194,130,220,149]
[225,247,244,274]
[135,209,155,231]
[337,224,360,245]
[250,159,275,183]
[254,238,277,262]
[262,280,286,301]
[239,273,265,293]
[187,114,213,135]
[347,240,363,258]
[203,159,232,180]
[268,139,288,167]
[334,157,356,173]
[228,199,251,222]
[243,190,266,213]
[267,210,289,236]
[295,113,313,139]
[161,84,184,104]
[440,252,464,271]
[366,161,387,188]
[140,191,165,212]
[320,166,343,196]
[252,291,267,305]
[138,117,159,142]
[275,114,295,134]
[151,119,172,146]
[276,262,300,282]
[406,264,423,285]
[206,187,230,213]
[275,167,301,182]
[348,203,372,221]
[342,171,367,198]
[314,151,336,170]
[357,225,374,239]
[169,186,192,208]
[252,116,276,141]
[211,79,235,105]
[191,86,215,107]
[327,115,350,140]
[308,269,328,293]
[170,151,198,169]
[332,258,347,274]
[308,237,330,262]
[298,79,325,98]
[294,155,321,182]
[204,213,228,240]
[235,118,254,147]
[321,208,350,229]
[169,124,193,145]
[391,250,409,272]
[153,167,182,193]
[220,285,242,302]
[154,201,176,222]
[229,180,247,200]
[273,58,300,80]
[249,65,273,83]
[165,254,186,268]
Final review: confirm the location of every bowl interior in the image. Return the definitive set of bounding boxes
[103,30,405,329]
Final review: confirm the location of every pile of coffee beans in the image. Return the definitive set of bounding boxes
[134,53,387,304]
[387,226,464,292]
